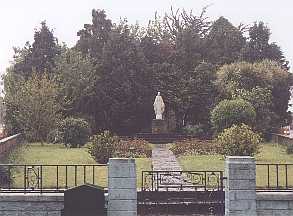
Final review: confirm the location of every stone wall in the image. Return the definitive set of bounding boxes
[256,192,293,216]
[0,193,64,216]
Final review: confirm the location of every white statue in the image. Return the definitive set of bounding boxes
[153,92,165,120]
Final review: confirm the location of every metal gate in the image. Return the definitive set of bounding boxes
[138,170,225,215]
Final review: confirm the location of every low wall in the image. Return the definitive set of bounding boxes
[0,133,22,157]
[256,192,293,215]
[0,193,64,216]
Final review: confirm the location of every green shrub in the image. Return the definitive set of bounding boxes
[211,99,256,133]
[170,139,221,156]
[216,124,261,156]
[116,138,152,158]
[58,117,90,147]
[88,130,118,163]
[286,144,293,154]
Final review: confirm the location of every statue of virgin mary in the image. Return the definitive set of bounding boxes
[153,92,165,120]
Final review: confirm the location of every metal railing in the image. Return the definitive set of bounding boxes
[141,170,224,192]
[0,164,107,193]
[256,163,293,191]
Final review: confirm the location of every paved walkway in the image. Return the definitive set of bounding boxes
[152,144,182,171]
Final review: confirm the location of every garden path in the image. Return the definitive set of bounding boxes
[151,144,193,190]
[152,144,182,171]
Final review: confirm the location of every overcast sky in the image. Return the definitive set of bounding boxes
[1,0,292,75]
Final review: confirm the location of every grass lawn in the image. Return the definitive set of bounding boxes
[4,143,151,189]
[178,143,293,188]
[5,142,293,190]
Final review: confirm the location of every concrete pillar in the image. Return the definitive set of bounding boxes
[108,158,137,216]
[225,156,257,216]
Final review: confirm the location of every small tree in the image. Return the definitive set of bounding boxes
[211,99,256,133]
[216,124,262,156]
[58,117,90,147]
[4,73,60,142]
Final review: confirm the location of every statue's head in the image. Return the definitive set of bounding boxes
[158,92,160,96]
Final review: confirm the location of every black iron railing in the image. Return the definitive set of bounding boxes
[256,163,293,191]
[141,170,224,192]
[0,164,107,193]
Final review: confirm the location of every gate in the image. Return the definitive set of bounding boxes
[138,170,225,215]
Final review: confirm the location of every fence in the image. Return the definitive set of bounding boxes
[271,133,293,146]
[256,163,293,191]
[0,164,107,193]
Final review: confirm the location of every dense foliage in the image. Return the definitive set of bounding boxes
[216,124,262,156]
[58,117,90,147]
[216,60,290,132]
[211,99,256,133]
[3,8,291,139]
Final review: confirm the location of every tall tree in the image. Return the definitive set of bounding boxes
[204,17,246,66]
[30,21,60,74]
[77,12,152,133]
[93,26,152,134]
[240,22,289,69]
[76,9,112,60]
[13,21,60,78]
[54,47,97,119]
[163,8,210,72]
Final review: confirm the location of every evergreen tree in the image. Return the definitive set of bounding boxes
[13,21,60,78]
[240,22,289,69]
[204,17,246,66]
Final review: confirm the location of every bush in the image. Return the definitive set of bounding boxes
[216,124,261,156]
[88,130,118,164]
[170,139,221,156]
[211,99,256,133]
[58,117,90,147]
[116,138,152,158]
[286,144,293,154]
